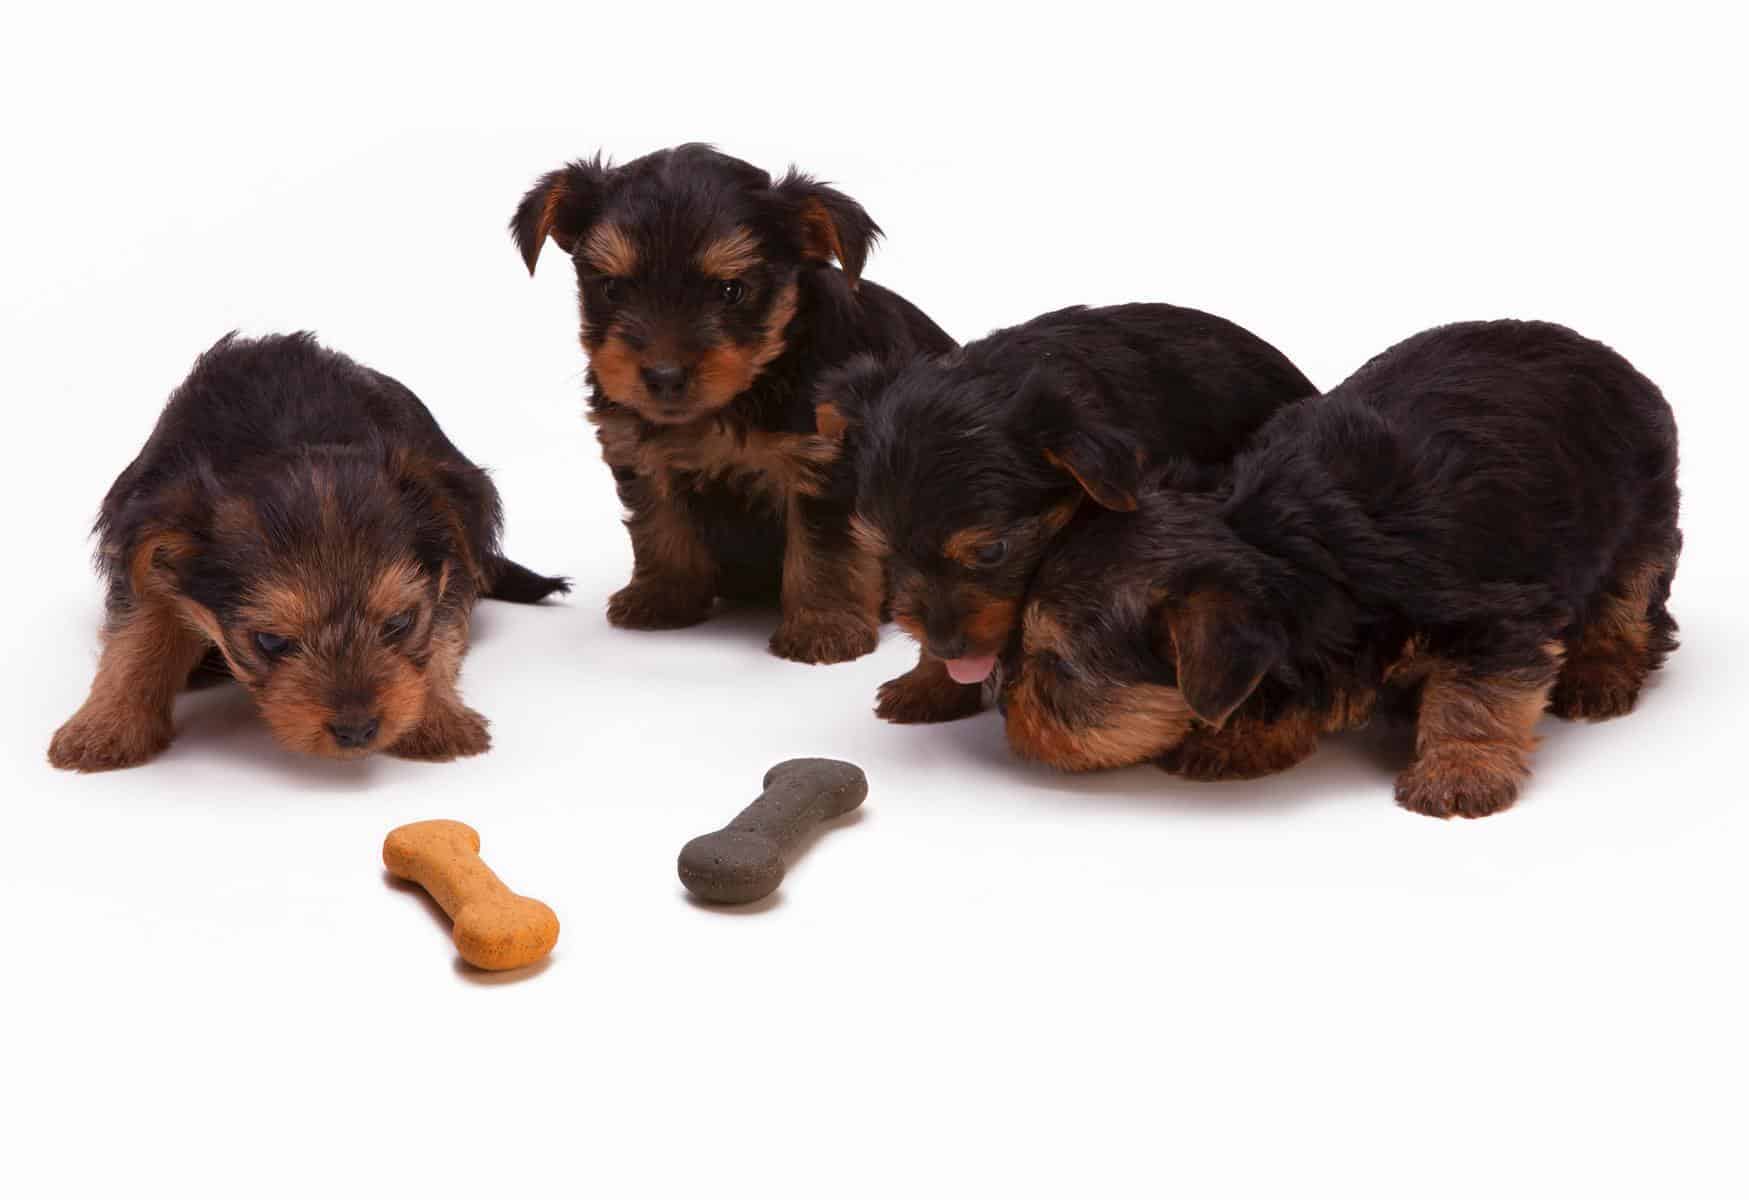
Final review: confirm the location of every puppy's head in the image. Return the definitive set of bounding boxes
[824,356,1148,685]
[130,447,491,759]
[1001,494,1287,770]
[511,143,879,426]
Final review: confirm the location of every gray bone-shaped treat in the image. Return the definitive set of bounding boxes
[677,758,868,905]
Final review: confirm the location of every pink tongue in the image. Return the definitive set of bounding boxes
[945,655,998,685]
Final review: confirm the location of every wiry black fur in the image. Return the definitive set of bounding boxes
[97,332,567,618]
[1011,319,1682,814]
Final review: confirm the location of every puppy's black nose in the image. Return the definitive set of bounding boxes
[641,363,689,403]
[328,716,380,749]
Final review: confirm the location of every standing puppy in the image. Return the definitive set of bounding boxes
[824,304,1313,722]
[49,333,567,771]
[1005,320,1681,818]
[512,144,954,663]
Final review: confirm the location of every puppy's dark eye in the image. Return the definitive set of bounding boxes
[975,540,1009,567]
[382,612,415,640]
[718,279,745,306]
[255,632,293,658]
[600,278,623,303]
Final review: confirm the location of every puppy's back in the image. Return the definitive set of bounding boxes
[1229,319,1679,615]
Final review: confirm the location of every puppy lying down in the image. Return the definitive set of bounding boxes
[50,333,567,771]
[1005,319,1681,818]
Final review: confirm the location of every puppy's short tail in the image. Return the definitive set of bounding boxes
[486,555,571,604]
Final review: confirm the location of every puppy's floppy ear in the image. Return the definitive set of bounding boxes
[1019,365,1144,512]
[813,354,906,440]
[391,448,499,591]
[1159,589,1283,728]
[510,157,609,274]
[774,169,882,287]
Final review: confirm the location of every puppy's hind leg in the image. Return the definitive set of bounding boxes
[1395,645,1560,819]
[50,598,209,772]
[1549,555,1676,721]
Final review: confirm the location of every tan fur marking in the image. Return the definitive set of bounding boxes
[696,227,762,278]
[962,594,1019,651]
[1044,448,1138,512]
[239,578,322,636]
[1040,494,1082,536]
[798,198,849,276]
[1020,604,1070,657]
[850,515,890,559]
[127,528,197,597]
[581,223,638,276]
[537,181,571,252]
[815,401,849,441]
[588,333,647,412]
[388,620,489,761]
[1396,647,1560,818]
[365,558,427,622]
[943,527,1001,569]
[48,595,212,772]
[1550,560,1665,721]
[594,406,840,510]
[1006,673,1195,772]
[772,489,882,664]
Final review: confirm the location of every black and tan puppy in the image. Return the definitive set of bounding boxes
[48,333,567,772]
[511,144,954,663]
[1005,319,1681,818]
[822,303,1313,723]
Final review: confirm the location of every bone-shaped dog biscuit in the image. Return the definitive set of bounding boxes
[678,758,868,904]
[383,819,559,970]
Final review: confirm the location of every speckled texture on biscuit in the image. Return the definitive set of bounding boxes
[678,758,867,905]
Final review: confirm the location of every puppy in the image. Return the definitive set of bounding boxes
[511,144,954,663]
[1004,319,1681,818]
[49,333,568,772]
[822,303,1314,723]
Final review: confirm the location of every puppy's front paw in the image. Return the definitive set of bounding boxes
[48,707,170,773]
[770,614,878,665]
[390,704,492,762]
[1394,753,1520,819]
[875,668,984,724]
[606,580,713,630]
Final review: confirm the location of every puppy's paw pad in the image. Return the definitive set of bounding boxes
[606,581,713,630]
[1394,760,1519,819]
[875,672,983,724]
[48,713,168,773]
[770,616,878,665]
[390,707,492,762]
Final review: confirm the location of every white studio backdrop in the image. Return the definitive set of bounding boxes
[2,3,1744,1198]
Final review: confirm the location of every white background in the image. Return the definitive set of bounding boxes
[4,3,1745,1196]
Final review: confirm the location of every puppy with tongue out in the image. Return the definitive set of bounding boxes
[817,303,1316,725]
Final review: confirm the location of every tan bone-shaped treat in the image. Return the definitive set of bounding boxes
[382,819,559,971]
